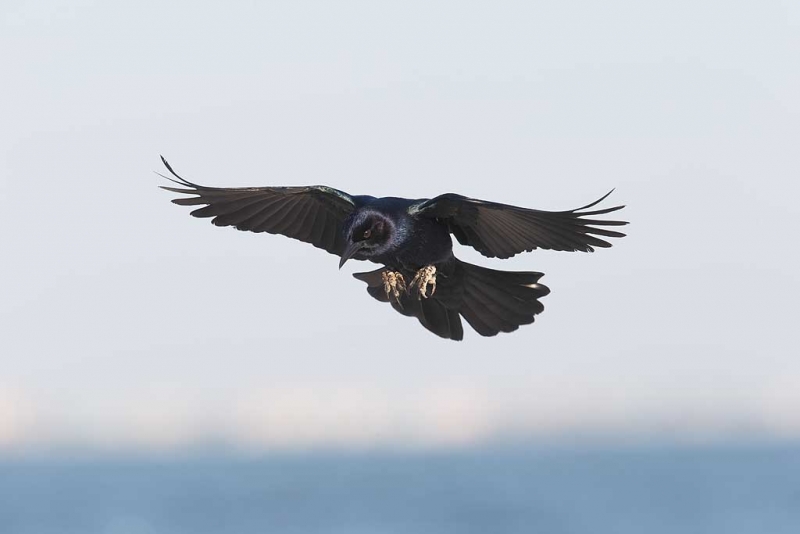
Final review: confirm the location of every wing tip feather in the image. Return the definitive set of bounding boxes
[157,156,203,189]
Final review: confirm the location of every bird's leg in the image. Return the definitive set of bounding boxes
[409,265,437,299]
[381,271,407,305]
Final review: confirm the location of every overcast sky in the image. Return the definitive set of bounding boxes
[1,0,799,453]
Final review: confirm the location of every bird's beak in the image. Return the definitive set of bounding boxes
[338,242,364,269]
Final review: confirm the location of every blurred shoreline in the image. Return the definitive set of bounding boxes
[2,435,798,463]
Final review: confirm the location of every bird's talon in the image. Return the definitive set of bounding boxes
[410,265,437,299]
[381,271,406,305]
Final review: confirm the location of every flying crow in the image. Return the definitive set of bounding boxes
[160,157,627,340]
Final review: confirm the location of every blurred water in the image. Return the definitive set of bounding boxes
[1,444,798,534]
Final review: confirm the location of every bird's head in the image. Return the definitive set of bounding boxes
[339,211,393,268]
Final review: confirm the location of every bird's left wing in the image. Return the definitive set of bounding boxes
[159,157,357,256]
[409,191,628,259]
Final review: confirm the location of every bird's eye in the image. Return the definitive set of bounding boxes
[363,229,371,239]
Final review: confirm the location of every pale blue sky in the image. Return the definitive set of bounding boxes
[1,0,798,452]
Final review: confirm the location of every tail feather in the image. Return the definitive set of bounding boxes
[464,278,537,326]
[356,268,465,340]
[353,259,549,340]
[456,260,549,337]
[463,268,546,315]
[417,298,464,340]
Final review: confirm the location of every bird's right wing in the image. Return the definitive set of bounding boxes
[159,157,358,256]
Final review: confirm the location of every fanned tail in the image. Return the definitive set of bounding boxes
[353,258,550,340]
[455,259,549,337]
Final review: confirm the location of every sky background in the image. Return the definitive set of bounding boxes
[1,0,798,454]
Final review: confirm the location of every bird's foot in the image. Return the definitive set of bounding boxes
[381,271,407,305]
[409,265,437,299]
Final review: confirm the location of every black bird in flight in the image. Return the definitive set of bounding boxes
[160,157,627,341]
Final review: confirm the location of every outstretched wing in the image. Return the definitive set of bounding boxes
[159,157,358,256]
[409,191,628,259]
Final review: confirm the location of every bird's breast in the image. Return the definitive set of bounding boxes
[391,217,453,269]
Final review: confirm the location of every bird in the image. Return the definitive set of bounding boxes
[159,157,628,341]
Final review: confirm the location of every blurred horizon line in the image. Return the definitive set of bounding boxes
[2,434,798,461]
[3,381,799,456]
[2,423,798,459]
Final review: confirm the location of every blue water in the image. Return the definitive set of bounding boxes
[1,444,798,534]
